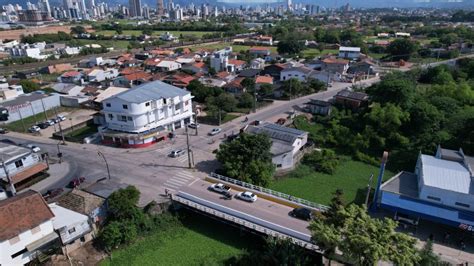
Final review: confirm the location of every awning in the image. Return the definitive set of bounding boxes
[26,232,59,251]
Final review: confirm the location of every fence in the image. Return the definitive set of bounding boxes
[173,192,319,251]
[209,172,329,212]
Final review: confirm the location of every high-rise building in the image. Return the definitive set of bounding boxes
[157,0,164,15]
[142,5,150,18]
[287,0,292,11]
[129,0,141,17]
[37,0,51,15]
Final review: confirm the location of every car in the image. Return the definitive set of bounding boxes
[69,177,86,188]
[36,122,49,129]
[209,183,231,194]
[42,188,64,200]
[28,125,41,132]
[26,144,41,153]
[46,119,55,126]
[169,149,186,158]
[53,117,60,123]
[289,207,314,221]
[236,191,258,202]
[0,128,9,134]
[57,115,66,121]
[188,123,200,129]
[208,128,222,136]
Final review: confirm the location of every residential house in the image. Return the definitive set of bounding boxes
[0,143,49,190]
[380,146,474,233]
[198,77,226,88]
[250,58,266,69]
[224,77,246,94]
[321,58,349,75]
[182,62,208,74]
[58,71,82,84]
[249,47,272,57]
[0,190,59,265]
[334,89,369,109]
[262,63,288,80]
[246,122,308,170]
[255,75,273,87]
[338,46,361,60]
[156,60,181,72]
[162,73,195,88]
[51,83,84,96]
[78,57,103,68]
[238,69,261,78]
[113,71,153,88]
[56,189,107,226]
[210,47,234,72]
[395,32,411,38]
[309,70,343,85]
[216,71,236,83]
[41,63,73,74]
[228,59,246,72]
[305,99,332,116]
[99,80,193,148]
[347,60,378,77]
[144,58,162,72]
[280,66,313,82]
[48,203,92,253]
[252,35,273,46]
[0,83,24,101]
[87,69,119,83]
[160,32,177,41]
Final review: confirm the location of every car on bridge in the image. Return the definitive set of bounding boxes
[289,207,314,221]
[209,183,231,194]
[236,191,258,202]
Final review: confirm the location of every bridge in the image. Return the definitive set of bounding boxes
[171,173,328,251]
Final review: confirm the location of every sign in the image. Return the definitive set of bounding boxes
[459,223,474,231]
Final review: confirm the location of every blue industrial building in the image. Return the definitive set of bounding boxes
[380,146,474,232]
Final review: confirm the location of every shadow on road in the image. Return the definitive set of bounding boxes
[194,159,220,174]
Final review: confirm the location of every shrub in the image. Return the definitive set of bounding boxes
[302,149,339,174]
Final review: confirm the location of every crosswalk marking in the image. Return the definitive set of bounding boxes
[166,178,187,185]
[162,170,197,191]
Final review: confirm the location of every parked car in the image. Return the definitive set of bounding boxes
[209,183,231,194]
[57,115,66,121]
[0,128,9,134]
[208,128,222,136]
[36,122,49,129]
[29,125,41,132]
[169,149,186,158]
[46,119,55,126]
[26,144,41,153]
[42,188,64,200]
[188,123,200,129]
[289,207,314,221]
[276,118,286,125]
[69,177,86,188]
[236,191,258,202]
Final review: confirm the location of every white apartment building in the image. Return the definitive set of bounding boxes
[87,68,119,82]
[338,46,361,60]
[210,47,233,73]
[100,80,193,148]
[0,191,58,265]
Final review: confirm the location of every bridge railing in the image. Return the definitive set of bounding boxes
[173,192,319,251]
[210,172,329,212]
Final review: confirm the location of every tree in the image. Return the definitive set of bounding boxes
[216,133,274,186]
[19,80,40,93]
[241,77,256,93]
[70,25,86,35]
[238,92,254,109]
[418,240,447,266]
[259,83,273,97]
[99,221,122,250]
[366,72,416,107]
[281,78,304,98]
[277,39,304,55]
[310,204,420,265]
[142,28,153,36]
[187,80,223,102]
[302,149,339,174]
[386,38,418,60]
[107,185,141,220]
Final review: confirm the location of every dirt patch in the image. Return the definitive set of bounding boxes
[1,25,92,41]
[46,242,108,266]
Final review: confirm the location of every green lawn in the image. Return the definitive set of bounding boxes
[95,30,217,38]
[65,124,97,142]
[188,43,278,53]
[4,107,74,133]
[69,39,130,49]
[101,210,261,266]
[302,49,338,58]
[270,159,394,206]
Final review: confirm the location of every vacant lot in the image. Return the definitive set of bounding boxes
[101,210,261,266]
[270,159,394,206]
[2,25,84,41]
[95,30,216,38]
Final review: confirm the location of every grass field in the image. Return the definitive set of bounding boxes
[187,43,278,53]
[101,210,261,266]
[69,39,130,50]
[302,49,338,58]
[270,159,394,206]
[65,124,97,142]
[95,30,217,38]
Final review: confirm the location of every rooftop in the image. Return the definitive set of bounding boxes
[421,154,472,194]
[0,92,56,108]
[282,66,313,74]
[112,80,189,104]
[0,142,31,163]
[336,89,368,101]
[56,189,105,216]
[381,171,419,198]
[0,190,54,241]
[339,46,361,52]
[247,122,307,144]
[49,203,89,230]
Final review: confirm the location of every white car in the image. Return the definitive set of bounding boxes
[236,191,258,202]
[209,183,231,194]
[26,144,41,153]
[208,128,222,136]
[57,115,66,121]
[188,123,200,129]
[28,126,41,133]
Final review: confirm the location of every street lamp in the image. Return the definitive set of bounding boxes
[97,151,111,180]
[56,142,63,164]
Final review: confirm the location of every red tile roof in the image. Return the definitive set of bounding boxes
[228,59,246,66]
[323,58,349,65]
[216,71,230,79]
[62,71,81,77]
[193,62,206,68]
[250,46,271,51]
[255,75,273,84]
[120,67,142,75]
[12,162,48,184]
[144,58,161,66]
[0,190,54,241]
[124,72,152,81]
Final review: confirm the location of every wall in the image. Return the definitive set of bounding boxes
[0,152,41,180]
[5,94,60,123]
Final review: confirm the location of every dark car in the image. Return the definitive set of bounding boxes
[0,128,9,134]
[69,176,86,188]
[42,188,64,200]
[289,207,314,221]
[37,122,49,129]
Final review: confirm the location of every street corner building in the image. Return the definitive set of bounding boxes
[98,80,194,148]
[379,145,474,232]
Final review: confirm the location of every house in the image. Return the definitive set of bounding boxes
[162,73,196,88]
[252,35,273,46]
[224,77,245,94]
[249,47,272,57]
[309,70,343,85]
[0,83,24,101]
[347,60,378,77]
[99,80,193,148]
[144,58,162,71]
[334,89,369,109]
[0,190,59,265]
[160,32,177,41]
[321,58,349,75]
[262,63,288,80]
[250,58,266,69]
[51,83,84,96]
[246,122,308,170]
[395,32,411,38]
[198,77,226,88]
[182,62,208,74]
[58,71,82,84]
[48,203,92,253]
[255,75,273,86]
[0,143,49,190]
[280,66,313,82]
[305,99,332,116]
[41,63,73,74]
[56,189,107,226]
[215,71,236,83]
[379,146,474,233]
[228,59,246,72]
[87,69,119,82]
[156,60,181,72]
[338,46,361,60]
[210,47,234,72]
[238,69,261,78]
[78,57,103,68]
[113,72,153,88]
[93,87,129,106]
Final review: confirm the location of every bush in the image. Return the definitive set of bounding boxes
[353,151,379,166]
[302,149,339,174]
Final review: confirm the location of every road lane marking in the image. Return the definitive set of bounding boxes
[166,179,187,186]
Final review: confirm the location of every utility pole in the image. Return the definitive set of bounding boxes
[364,174,374,206]
[40,98,48,122]
[193,106,198,136]
[29,102,37,125]
[185,125,192,169]
[97,151,111,180]
[1,158,16,195]
[53,107,66,144]
[18,108,26,133]
[56,142,63,164]
[218,109,222,126]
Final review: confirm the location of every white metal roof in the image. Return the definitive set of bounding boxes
[339,46,361,52]
[421,154,471,194]
[48,203,88,229]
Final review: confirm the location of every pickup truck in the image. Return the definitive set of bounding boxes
[209,183,231,194]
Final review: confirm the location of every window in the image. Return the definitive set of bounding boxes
[14,160,23,168]
[456,202,470,208]
[145,102,150,107]
[163,99,167,104]
[127,117,133,121]
[9,236,20,245]
[119,116,127,122]
[427,196,441,201]
[106,103,111,107]
[68,228,76,234]
[276,164,282,168]
[175,104,180,110]
[108,114,113,120]
[122,104,128,109]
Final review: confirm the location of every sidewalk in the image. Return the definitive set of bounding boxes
[29,161,71,193]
